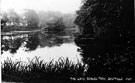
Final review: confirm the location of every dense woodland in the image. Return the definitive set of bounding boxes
[75,0,134,77]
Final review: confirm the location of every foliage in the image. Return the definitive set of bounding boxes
[74,0,134,59]
[2,57,85,82]
[1,12,9,30]
[38,11,63,28]
[74,0,135,79]
[1,36,23,54]
[7,9,20,25]
[63,13,77,28]
[24,33,40,51]
[75,0,134,38]
[23,9,40,30]
[1,9,79,40]
[1,19,7,30]
[2,56,134,82]
[43,17,65,35]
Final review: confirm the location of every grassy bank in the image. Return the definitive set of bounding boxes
[2,56,134,83]
[2,56,85,82]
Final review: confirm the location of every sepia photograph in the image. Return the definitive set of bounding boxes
[1,0,134,83]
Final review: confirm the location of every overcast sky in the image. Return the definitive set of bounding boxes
[1,0,82,14]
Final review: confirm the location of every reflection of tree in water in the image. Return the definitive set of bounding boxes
[24,33,40,51]
[38,32,63,47]
[1,14,77,54]
[1,31,74,54]
[1,33,41,54]
[1,36,23,54]
[10,38,22,53]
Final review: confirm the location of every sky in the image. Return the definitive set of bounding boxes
[1,0,82,14]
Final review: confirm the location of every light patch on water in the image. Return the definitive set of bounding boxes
[1,43,83,64]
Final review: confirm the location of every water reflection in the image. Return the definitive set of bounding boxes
[1,32,75,53]
[2,43,83,63]
[1,32,83,64]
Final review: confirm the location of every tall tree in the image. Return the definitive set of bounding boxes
[74,0,134,59]
[1,12,8,30]
[75,0,134,38]
[23,9,39,30]
[42,17,66,35]
[7,9,20,26]
[38,11,62,28]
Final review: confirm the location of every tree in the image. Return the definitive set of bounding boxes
[74,0,134,59]
[38,11,62,28]
[1,19,7,30]
[1,12,9,31]
[74,0,134,77]
[75,0,134,38]
[7,9,20,26]
[42,17,66,35]
[23,9,39,30]
[63,13,77,28]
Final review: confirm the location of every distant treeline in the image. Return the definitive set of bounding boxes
[1,9,79,36]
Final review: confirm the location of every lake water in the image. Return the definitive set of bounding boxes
[1,31,134,81]
[1,32,83,64]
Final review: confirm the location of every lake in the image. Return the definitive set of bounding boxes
[1,32,83,64]
[2,31,133,82]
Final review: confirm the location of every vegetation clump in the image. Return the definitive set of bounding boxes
[2,56,85,82]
